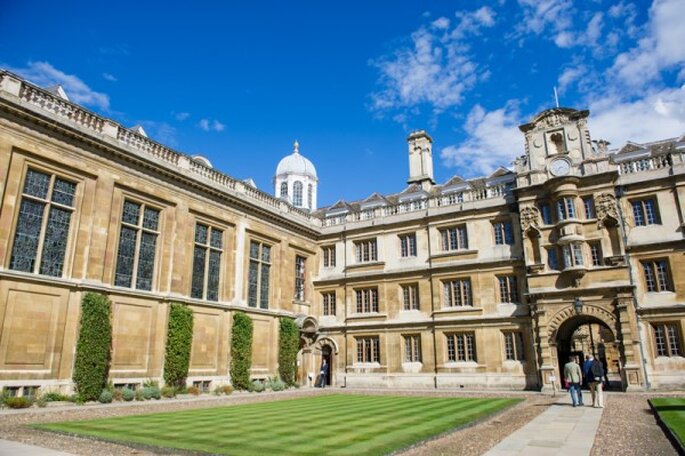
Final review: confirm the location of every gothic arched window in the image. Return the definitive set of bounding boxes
[293,181,303,206]
[280,181,288,198]
[307,184,313,209]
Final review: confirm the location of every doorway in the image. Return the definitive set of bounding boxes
[555,315,621,390]
[320,345,332,387]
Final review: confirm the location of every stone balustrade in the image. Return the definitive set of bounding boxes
[616,154,672,175]
[0,70,319,226]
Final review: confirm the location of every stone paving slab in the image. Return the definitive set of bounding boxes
[0,439,75,456]
[483,395,604,456]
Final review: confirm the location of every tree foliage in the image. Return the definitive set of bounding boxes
[278,317,299,386]
[73,292,112,401]
[230,312,253,390]
[163,303,194,389]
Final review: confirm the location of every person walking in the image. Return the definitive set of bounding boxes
[582,354,592,388]
[563,355,584,407]
[587,355,605,408]
[318,359,329,388]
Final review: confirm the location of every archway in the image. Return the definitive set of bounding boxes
[312,337,338,388]
[554,315,621,390]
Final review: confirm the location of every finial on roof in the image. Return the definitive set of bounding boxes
[293,140,300,154]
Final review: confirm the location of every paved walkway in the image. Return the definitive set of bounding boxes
[484,395,604,455]
[0,439,74,456]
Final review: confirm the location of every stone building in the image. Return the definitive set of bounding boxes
[0,70,683,395]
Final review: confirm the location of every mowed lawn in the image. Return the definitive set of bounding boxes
[37,394,520,455]
[651,397,685,448]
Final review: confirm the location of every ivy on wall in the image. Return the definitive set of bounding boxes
[278,317,299,386]
[73,292,112,401]
[163,303,194,389]
[230,312,253,390]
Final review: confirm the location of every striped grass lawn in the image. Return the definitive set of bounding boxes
[37,394,520,455]
[651,397,685,449]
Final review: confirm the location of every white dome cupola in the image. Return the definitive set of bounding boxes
[274,141,318,211]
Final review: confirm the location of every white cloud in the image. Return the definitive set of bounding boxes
[557,66,585,93]
[516,0,574,37]
[198,118,225,132]
[175,112,190,121]
[7,61,110,110]
[370,7,496,115]
[138,121,178,147]
[440,103,524,177]
[102,72,117,82]
[611,0,685,88]
[588,85,685,145]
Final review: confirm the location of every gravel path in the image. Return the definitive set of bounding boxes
[591,393,678,456]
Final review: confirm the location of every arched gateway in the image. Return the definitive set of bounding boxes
[533,297,645,392]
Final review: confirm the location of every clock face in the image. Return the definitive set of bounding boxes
[549,159,571,176]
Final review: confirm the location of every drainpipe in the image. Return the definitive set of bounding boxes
[615,185,651,390]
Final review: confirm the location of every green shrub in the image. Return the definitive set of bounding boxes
[143,378,159,388]
[268,378,286,392]
[112,389,123,401]
[135,389,145,401]
[249,380,265,393]
[150,386,161,400]
[141,387,153,400]
[187,386,201,396]
[41,391,69,402]
[5,397,33,409]
[98,390,113,404]
[161,386,176,398]
[73,293,112,401]
[122,388,135,402]
[35,396,48,408]
[278,317,299,387]
[163,303,194,389]
[230,312,253,390]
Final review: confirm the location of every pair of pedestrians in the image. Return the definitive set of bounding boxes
[563,355,605,407]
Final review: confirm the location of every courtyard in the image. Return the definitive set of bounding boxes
[0,389,680,455]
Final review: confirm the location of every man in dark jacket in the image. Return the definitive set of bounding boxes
[318,359,329,388]
[586,355,605,408]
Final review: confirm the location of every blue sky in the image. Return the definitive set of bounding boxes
[2,0,684,206]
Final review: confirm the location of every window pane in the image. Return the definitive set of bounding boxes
[210,229,223,249]
[23,169,51,199]
[191,246,206,299]
[39,206,72,277]
[248,260,259,307]
[207,250,221,301]
[249,241,259,259]
[136,231,157,290]
[195,224,208,244]
[9,199,45,272]
[51,178,76,206]
[260,263,270,308]
[122,200,141,225]
[142,207,160,230]
[115,226,137,287]
[262,245,271,263]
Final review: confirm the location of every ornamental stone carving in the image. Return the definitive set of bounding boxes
[520,206,540,234]
[595,193,619,228]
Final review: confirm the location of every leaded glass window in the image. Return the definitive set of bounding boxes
[114,200,160,290]
[294,255,306,301]
[440,225,468,251]
[504,332,525,361]
[498,276,518,303]
[493,221,514,245]
[248,240,271,309]
[404,335,421,362]
[356,337,380,363]
[10,168,76,277]
[280,181,288,198]
[653,323,681,357]
[191,223,223,301]
[446,333,476,362]
[443,279,472,307]
[355,288,379,313]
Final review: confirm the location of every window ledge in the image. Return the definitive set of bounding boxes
[443,361,481,368]
[434,307,482,315]
[431,249,478,260]
[292,299,311,307]
[346,261,385,270]
[351,362,381,369]
[348,313,388,320]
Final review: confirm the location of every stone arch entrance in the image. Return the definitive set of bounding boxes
[312,337,338,387]
[553,315,621,389]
